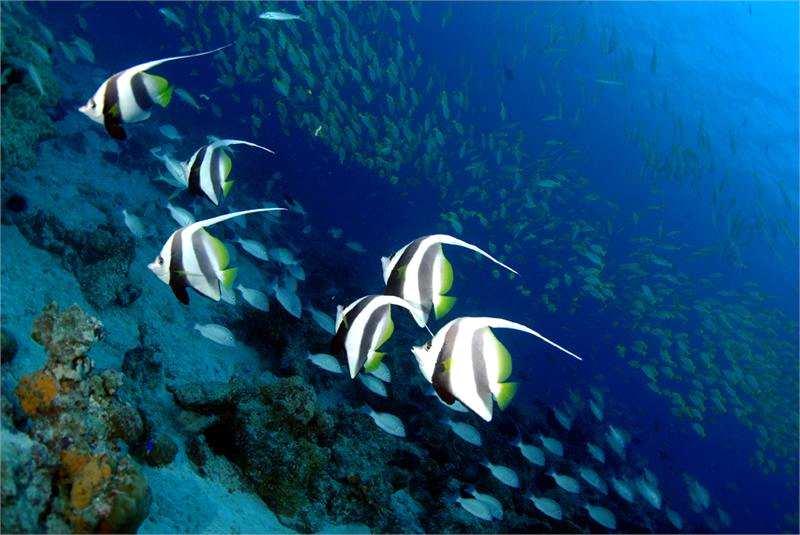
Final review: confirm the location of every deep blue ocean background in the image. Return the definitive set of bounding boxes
[2,2,798,533]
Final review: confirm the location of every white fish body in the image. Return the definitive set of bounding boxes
[259,11,303,21]
[368,361,391,383]
[529,495,562,520]
[585,504,616,529]
[122,209,146,238]
[236,237,270,261]
[455,497,492,521]
[469,489,502,519]
[167,202,195,227]
[516,440,545,466]
[194,323,235,347]
[307,306,335,334]
[445,420,481,446]
[236,284,269,311]
[484,462,519,488]
[358,374,388,397]
[539,434,564,457]
[365,407,405,437]
[548,471,581,493]
[307,353,342,374]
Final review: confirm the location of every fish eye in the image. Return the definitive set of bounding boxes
[425,341,432,350]
[89,99,96,110]
[157,256,164,266]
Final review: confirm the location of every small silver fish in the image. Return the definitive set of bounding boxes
[236,237,270,261]
[363,406,405,437]
[307,353,342,374]
[167,202,195,227]
[358,374,388,397]
[194,323,235,347]
[259,11,303,21]
[236,284,269,311]
[122,209,146,239]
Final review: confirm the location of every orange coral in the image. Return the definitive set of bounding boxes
[70,457,112,510]
[16,370,58,416]
[60,449,92,478]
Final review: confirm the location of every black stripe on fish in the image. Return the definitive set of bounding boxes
[330,296,374,358]
[416,243,438,319]
[355,304,388,373]
[470,328,492,414]
[169,230,189,304]
[191,230,218,296]
[432,321,458,405]
[130,72,154,112]
[384,237,426,297]
[187,151,204,197]
[209,147,224,203]
[102,74,126,140]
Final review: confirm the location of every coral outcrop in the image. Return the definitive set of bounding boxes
[2,303,151,533]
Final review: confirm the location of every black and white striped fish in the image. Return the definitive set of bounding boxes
[78,45,230,140]
[411,317,581,421]
[176,139,275,206]
[331,295,421,379]
[148,207,285,304]
[381,234,518,327]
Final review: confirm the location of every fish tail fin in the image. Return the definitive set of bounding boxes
[433,294,457,319]
[218,267,238,289]
[495,382,518,410]
[222,180,234,197]
[364,352,385,373]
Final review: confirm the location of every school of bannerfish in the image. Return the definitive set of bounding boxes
[25,1,785,531]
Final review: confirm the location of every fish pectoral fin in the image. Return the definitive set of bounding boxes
[364,352,385,373]
[217,267,238,289]
[169,279,190,305]
[494,382,518,411]
[433,294,457,319]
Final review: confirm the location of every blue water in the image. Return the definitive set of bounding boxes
[2,2,798,533]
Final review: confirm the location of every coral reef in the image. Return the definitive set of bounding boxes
[2,303,151,533]
[0,327,19,363]
[0,4,60,173]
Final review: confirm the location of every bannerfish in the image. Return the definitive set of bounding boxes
[176,139,275,206]
[331,295,420,379]
[122,209,146,238]
[363,405,405,437]
[307,352,342,374]
[540,434,564,456]
[307,305,335,334]
[468,488,502,519]
[516,439,545,466]
[585,504,616,530]
[259,11,303,21]
[79,45,230,139]
[194,323,235,347]
[148,208,285,304]
[236,284,269,312]
[358,373,388,397]
[166,202,195,227]
[235,237,270,261]
[483,461,519,488]
[411,317,580,421]
[368,361,391,383]
[382,234,519,327]
[455,496,492,521]
[443,419,482,446]
[529,495,562,521]
[548,470,581,493]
